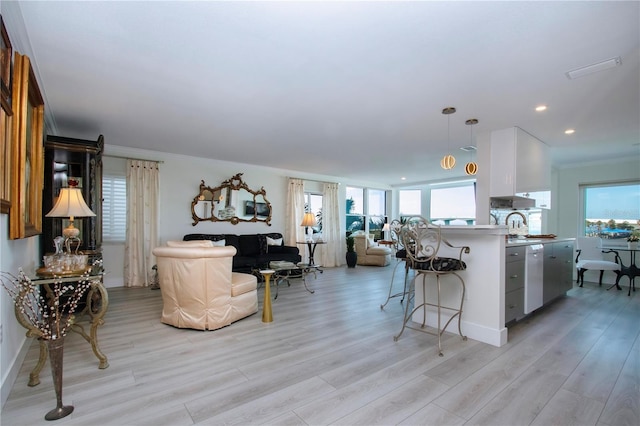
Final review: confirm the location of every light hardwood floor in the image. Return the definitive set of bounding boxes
[2,265,638,425]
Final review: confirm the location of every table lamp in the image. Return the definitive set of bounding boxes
[46,179,96,241]
[301,212,317,241]
[382,223,390,241]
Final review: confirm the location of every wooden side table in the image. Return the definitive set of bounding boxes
[378,240,395,248]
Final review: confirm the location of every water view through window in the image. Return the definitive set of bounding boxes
[583,183,640,239]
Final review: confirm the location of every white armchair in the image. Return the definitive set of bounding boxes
[352,233,392,266]
[152,240,258,330]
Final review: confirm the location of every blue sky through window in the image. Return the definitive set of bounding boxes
[585,184,640,221]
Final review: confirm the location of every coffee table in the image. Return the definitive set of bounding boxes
[269,261,315,298]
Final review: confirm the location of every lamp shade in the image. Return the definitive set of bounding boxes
[300,212,317,227]
[382,223,390,231]
[46,188,96,219]
[465,161,478,175]
[440,154,456,170]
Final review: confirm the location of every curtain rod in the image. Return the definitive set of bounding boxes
[104,154,164,163]
[289,177,340,185]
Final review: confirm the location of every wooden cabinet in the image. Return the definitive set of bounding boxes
[505,246,525,324]
[41,135,104,262]
[543,241,574,304]
[489,127,550,197]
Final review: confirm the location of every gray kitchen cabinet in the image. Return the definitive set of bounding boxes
[543,241,575,304]
[505,246,525,324]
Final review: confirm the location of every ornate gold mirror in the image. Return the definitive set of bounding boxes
[191,173,272,226]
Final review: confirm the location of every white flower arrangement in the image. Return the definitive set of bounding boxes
[1,267,95,340]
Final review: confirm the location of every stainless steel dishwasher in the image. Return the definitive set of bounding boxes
[524,244,544,314]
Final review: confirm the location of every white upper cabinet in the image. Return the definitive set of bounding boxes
[516,190,552,209]
[489,127,550,197]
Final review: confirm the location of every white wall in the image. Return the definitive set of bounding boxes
[0,216,41,407]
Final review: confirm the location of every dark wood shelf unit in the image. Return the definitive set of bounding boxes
[41,134,104,262]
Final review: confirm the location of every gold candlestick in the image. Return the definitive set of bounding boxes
[260,270,274,323]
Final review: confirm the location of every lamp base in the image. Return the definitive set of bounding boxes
[62,223,80,239]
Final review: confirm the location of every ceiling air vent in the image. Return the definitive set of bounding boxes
[566,56,622,80]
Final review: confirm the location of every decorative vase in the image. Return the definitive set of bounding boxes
[45,336,74,421]
[346,252,357,268]
[628,241,638,250]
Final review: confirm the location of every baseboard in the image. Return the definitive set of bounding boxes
[103,275,124,288]
[410,311,508,348]
[1,335,29,409]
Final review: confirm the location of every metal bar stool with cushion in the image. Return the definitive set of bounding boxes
[381,219,411,309]
[394,217,470,356]
[575,237,622,289]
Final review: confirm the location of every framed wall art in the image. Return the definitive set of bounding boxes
[10,52,44,239]
[1,15,12,108]
[0,15,13,213]
[0,104,10,214]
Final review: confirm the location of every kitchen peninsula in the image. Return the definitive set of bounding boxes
[410,225,574,348]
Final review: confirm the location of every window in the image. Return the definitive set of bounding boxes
[346,186,387,238]
[582,182,640,239]
[368,189,386,216]
[102,174,127,242]
[346,186,365,233]
[430,184,476,225]
[346,187,364,215]
[304,192,323,233]
[368,189,386,240]
[399,189,421,216]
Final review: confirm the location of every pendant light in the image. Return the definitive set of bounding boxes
[464,118,478,175]
[440,107,456,170]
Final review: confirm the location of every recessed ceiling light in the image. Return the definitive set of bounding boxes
[535,105,547,112]
[401,177,406,180]
[565,129,575,135]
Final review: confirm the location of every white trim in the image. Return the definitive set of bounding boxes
[1,336,29,408]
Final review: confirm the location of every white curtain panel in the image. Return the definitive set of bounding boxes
[285,178,305,247]
[124,160,159,287]
[321,182,343,267]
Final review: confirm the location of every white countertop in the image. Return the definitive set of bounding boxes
[439,225,508,236]
[505,237,575,247]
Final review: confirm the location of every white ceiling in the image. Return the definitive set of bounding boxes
[12,1,640,186]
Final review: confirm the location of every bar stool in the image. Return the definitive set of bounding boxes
[394,216,470,356]
[381,219,411,309]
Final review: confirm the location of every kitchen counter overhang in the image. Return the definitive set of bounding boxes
[411,226,575,348]
[411,225,510,347]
